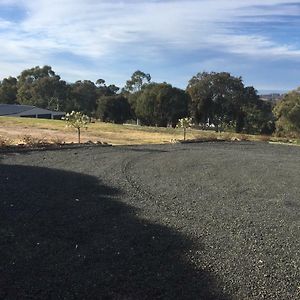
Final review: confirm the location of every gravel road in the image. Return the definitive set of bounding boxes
[1,142,299,299]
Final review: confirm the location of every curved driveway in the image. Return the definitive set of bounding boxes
[1,142,300,299]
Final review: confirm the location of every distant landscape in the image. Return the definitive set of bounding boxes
[0,66,299,147]
[259,93,285,102]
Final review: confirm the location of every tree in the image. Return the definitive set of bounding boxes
[273,89,300,136]
[241,87,275,134]
[96,79,120,97]
[135,82,190,127]
[69,80,97,115]
[122,71,152,123]
[96,79,106,86]
[0,76,18,104]
[63,111,89,143]
[123,70,151,93]
[187,72,245,132]
[96,95,132,124]
[187,72,275,134]
[177,117,193,141]
[16,65,68,110]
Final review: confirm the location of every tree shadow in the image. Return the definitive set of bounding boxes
[0,164,229,299]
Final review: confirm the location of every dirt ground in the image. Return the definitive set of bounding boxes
[0,117,190,145]
[0,125,102,144]
[0,142,299,299]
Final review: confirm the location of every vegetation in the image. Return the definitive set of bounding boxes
[273,89,300,137]
[1,116,299,147]
[177,117,193,141]
[63,111,89,143]
[186,72,275,134]
[16,66,67,109]
[96,95,132,124]
[134,83,190,127]
[0,65,299,139]
[123,70,151,93]
[0,76,18,104]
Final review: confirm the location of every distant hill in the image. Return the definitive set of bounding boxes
[258,89,288,94]
[259,93,285,102]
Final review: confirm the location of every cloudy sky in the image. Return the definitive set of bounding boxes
[0,0,300,92]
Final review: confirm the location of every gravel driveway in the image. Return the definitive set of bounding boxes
[1,142,299,299]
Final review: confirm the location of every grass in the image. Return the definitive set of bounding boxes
[0,116,299,146]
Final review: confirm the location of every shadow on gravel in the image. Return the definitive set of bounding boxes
[0,163,229,300]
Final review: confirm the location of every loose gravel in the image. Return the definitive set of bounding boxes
[0,142,299,299]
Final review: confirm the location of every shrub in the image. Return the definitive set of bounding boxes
[63,111,89,144]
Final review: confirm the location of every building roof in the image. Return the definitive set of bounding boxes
[0,104,36,116]
[0,104,65,116]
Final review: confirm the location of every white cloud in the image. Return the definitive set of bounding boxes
[0,0,300,81]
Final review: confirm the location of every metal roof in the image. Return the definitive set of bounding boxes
[0,104,65,116]
[0,104,36,116]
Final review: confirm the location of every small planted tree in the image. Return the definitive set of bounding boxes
[63,111,89,144]
[177,117,193,141]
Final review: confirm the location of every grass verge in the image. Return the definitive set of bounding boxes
[0,116,299,147]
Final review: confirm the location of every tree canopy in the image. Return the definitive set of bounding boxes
[273,89,300,136]
[187,72,275,133]
[96,95,132,124]
[123,70,151,93]
[16,65,67,110]
[0,65,289,136]
[134,82,190,127]
[0,76,18,104]
[69,80,97,115]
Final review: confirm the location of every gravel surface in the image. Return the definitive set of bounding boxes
[0,142,299,299]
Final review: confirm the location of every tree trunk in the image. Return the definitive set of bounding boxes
[78,128,81,144]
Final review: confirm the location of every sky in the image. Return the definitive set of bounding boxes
[0,0,300,93]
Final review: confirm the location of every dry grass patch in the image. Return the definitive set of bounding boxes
[0,116,299,146]
[0,135,13,147]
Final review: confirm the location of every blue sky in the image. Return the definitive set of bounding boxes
[0,0,300,92]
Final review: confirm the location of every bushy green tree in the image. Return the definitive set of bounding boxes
[187,72,275,134]
[187,72,245,132]
[16,65,68,110]
[122,71,152,122]
[0,77,18,104]
[135,82,190,127]
[68,80,97,115]
[96,95,132,124]
[242,88,275,135]
[273,89,300,136]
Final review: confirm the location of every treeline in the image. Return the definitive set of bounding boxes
[0,65,299,136]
